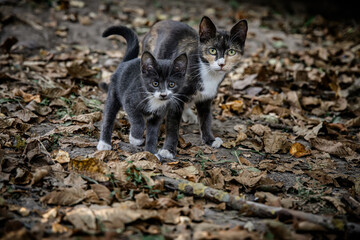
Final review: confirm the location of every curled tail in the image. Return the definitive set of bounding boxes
[102,26,139,62]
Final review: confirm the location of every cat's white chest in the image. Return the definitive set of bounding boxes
[194,62,225,102]
[147,98,168,113]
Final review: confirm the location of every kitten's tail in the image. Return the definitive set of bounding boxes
[102,26,139,62]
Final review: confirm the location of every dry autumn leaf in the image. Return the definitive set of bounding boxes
[13,88,41,103]
[40,187,86,205]
[51,149,70,163]
[69,156,110,182]
[220,99,244,114]
[289,142,311,158]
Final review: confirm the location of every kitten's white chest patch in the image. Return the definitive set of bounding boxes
[147,97,168,112]
[194,61,225,102]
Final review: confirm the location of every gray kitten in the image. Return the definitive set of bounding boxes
[97,26,188,155]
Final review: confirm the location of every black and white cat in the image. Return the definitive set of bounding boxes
[97,26,188,155]
[142,16,248,159]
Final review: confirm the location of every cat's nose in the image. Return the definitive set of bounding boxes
[218,63,225,69]
[160,93,167,99]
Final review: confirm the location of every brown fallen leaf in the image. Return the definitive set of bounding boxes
[63,112,102,124]
[135,192,155,209]
[125,151,160,170]
[289,142,311,158]
[13,88,41,103]
[90,184,112,204]
[67,62,98,79]
[64,172,87,189]
[64,205,97,233]
[59,136,97,148]
[305,170,338,185]
[0,117,16,129]
[322,196,346,214]
[69,156,110,182]
[250,124,271,136]
[345,116,360,128]
[40,187,86,205]
[207,168,225,189]
[226,169,267,188]
[23,139,53,165]
[51,149,70,163]
[263,131,291,154]
[311,138,359,159]
[161,207,181,224]
[25,101,52,116]
[30,167,49,186]
[12,109,38,122]
[220,99,244,114]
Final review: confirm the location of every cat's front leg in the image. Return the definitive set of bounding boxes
[97,89,121,150]
[195,99,223,148]
[145,114,163,155]
[127,110,145,146]
[159,109,183,159]
[182,104,198,124]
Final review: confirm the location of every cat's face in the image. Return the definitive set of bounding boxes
[199,16,248,73]
[141,52,187,109]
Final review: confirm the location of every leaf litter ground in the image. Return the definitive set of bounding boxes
[0,0,359,239]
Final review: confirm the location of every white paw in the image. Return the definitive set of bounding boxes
[129,134,144,146]
[158,149,175,159]
[211,137,223,148]
[97,140,112,150]
[155,153,161,161]
[182,107,198,124]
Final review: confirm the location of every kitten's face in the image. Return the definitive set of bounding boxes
[199,16,248,73]
[141,52,187,109]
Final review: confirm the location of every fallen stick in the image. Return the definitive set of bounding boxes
[155,176,360,236]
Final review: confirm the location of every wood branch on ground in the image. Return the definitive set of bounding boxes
[154,175,360,237]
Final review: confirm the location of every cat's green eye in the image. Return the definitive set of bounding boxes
[152,81,159,87]
[168,82,175,88]
[208,48,217,55]
[227,49,236,56]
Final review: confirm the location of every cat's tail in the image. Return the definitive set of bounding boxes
[102,26,139,62]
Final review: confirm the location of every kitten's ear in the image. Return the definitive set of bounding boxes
[230,19,248,46]
[141,51,157,74]
[199,16,216,43]
[172,54,188,76]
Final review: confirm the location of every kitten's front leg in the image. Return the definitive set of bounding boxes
[159,109,183,159]
[127,110,145,146]
[98,89,121,150]
[195,99,223,148]
[182,104,198,124]
[145,114,163,154]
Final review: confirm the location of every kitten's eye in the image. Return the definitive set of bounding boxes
[227,49,236,56]
[208,48,217,55]
[168,82,175,88]
[152,81,159,87]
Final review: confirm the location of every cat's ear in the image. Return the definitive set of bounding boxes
[172,54,188,76]
[230,19,248,46]
[141,51,157,74]
[199,16,216,43]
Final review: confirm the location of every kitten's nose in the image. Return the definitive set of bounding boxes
[218,63,225,69]
[160,93,167,99]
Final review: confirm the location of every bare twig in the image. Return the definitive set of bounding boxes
[155,176,360,236]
